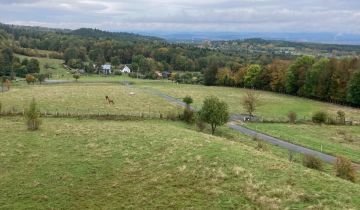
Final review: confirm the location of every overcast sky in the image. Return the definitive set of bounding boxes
[1,0,360,34]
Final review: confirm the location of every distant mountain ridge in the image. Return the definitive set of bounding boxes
[0,23,163,42]
[142,31,360,45]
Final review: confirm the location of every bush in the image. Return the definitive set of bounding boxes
[195,117,206,131]
[24,99,42,131]
[312,111,328,124]
[182,108,195,124]
[114,71,122,76]
[337,110,346,125]
[25,74,36,85]
[287,111,297,124]
[302,155,323,170]
[73,73,81,81]
[254,137,268,151]
[335,156,356,182]
[166,112,179,121]
[326,115,337,125]
[183,96,193,106]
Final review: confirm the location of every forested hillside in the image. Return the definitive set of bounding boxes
[0,23,360,106]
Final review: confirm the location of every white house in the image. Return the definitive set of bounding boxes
[101,64,112,74]
[121,65,131,73]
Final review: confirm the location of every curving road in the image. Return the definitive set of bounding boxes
[138,85,360,170]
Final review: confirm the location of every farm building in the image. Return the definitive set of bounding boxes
[121,65,131,73]
[101,64,112,74]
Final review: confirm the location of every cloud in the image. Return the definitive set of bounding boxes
[0,0,360,33]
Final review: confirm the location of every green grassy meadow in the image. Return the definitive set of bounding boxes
[135,81,360,120]
[0,83,181,116]
[246,123,360,163]
[15,54,69,79]
[1,117,360,209]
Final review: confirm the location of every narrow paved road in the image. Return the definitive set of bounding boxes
[135,85,360,170]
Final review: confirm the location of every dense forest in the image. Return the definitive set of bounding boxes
[0,23,359,106]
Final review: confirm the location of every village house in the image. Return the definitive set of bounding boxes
[121,65,131,73]
[101,64,112,74]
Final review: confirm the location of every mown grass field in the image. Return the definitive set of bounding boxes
[1,117,359,209]
[246,123,360,163]
[135,81,360,120]
[0,83,181,116]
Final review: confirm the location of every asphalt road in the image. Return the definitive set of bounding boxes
[139,85,360,170]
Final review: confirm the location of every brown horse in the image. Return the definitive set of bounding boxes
[105,96,115,104]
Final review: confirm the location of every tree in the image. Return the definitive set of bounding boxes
[286,56,315,95]
[303,58,329,98]
[182,96,195,124]
[0,48,14,77]
[204,56,224,86]
[111,56,121,67]
[242,91,259,118]
[268,59,292,92]
[26,59,40,74]
[198,96,229,134]
[73,73,81,82]
[183,96,193,108]
[25,74,36,85]
[64,47,79,63]
[244,64,262,88]
[24,98,41,131]
[347,69,360,105]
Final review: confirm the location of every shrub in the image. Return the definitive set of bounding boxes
[195,116,206,131]
[335,156,356,182]
[24,99,42,131]
[302,155,323,170]
[73,73,81,81]
[337,110,346,125]
[114,71,122,76]
[254,138,268,151]
[326,115,337,125]
[166,112,179,121]
[25,74,36,85]
[287,111,297,124]
[182,108,195,124]
[183,96,193,106]
[312,111,328,124]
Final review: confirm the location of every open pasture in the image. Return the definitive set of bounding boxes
[246,123,360,163]
[136,81,360,120]
[0,117,359,209]
[0,83,180,116]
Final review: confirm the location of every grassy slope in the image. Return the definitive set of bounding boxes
[135,81,360,120]
[246,123,360,163]
[0,117,359,209]
[0,83,181,115]
[15,54,69,79]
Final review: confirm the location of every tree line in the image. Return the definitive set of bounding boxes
[205,56,360,106]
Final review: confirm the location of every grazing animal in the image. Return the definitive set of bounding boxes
[105,96,115,104]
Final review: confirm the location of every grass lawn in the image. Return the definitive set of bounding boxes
[135,81,360,121]
[0,83,181,116]
[0,117,359,209]
[15,54,69,79]
[245,123,360,163]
